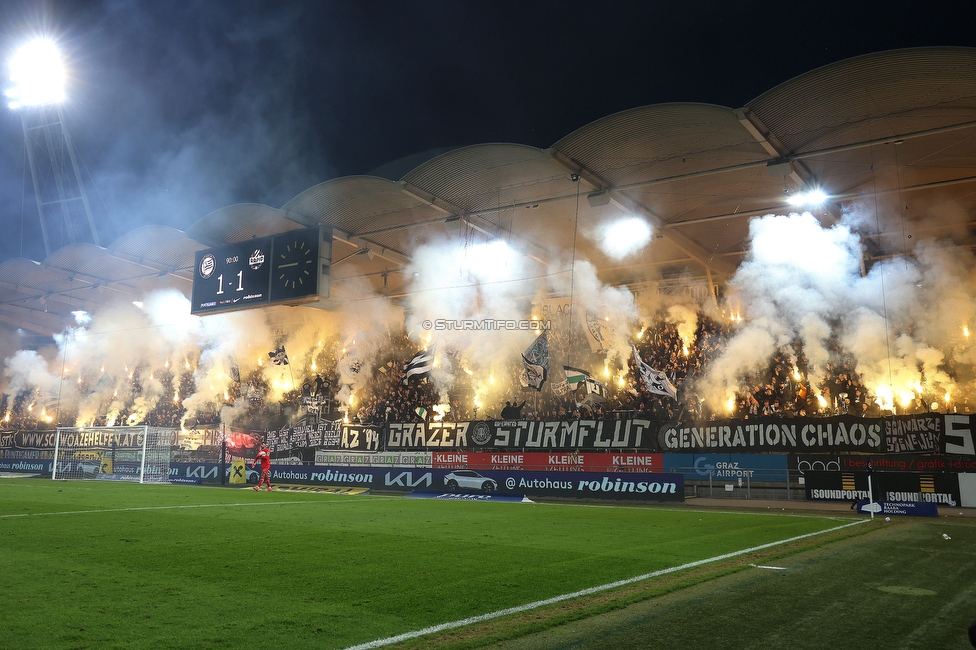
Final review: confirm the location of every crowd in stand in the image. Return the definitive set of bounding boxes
[3,306,972,431]
[350,311,970,424]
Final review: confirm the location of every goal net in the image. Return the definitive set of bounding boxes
[52,426,174,483]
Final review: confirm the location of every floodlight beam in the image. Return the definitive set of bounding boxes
[6,39,66,110]
[787,189,829,208]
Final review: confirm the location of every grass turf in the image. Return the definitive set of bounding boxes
[0,480,855,649]
[475,516,976,650]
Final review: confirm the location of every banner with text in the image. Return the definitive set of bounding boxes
[791,454,976,475]
[266,421,380,454]
[385,419,658,451]
[659,416,885,452]
[804,471,960,506]
[313,450,432,467]
[431,451,662,472]
[663,453,788,483]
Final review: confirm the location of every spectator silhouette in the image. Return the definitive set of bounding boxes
[500,400,526,419]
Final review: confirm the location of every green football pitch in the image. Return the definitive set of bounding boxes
[0,480,971,649]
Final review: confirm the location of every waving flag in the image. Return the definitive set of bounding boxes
[564,366,589,386]
[519,332,550,391]
[269,346,289,366]
[403,344,436,384]
[559,365,608,407]
[632,346,677,399]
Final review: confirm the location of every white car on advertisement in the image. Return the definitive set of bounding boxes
[444,470,497,493]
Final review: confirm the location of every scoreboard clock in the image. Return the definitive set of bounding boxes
[269,227,321,303]
[191,226,332,315]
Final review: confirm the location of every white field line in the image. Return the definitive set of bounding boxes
[344,519,870,650]
[528,500,857,522]
[0,500,318,519]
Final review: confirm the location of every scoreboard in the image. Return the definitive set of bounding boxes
[190,226,332,315]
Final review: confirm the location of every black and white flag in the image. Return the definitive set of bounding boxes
[403,344,436,384]
[519,332,550,391]
[632,345,677,399]
[225,355,241,383]
[269,345,289,366]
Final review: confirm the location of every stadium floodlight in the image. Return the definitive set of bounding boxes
[466,239,519,280]
[5,38,66,110]
[787,189,828,208]
[596,216,653,260]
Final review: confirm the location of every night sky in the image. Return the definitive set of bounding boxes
[0,0,973,262]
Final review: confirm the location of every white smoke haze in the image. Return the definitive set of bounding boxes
[702,212,861,405]
[548,258,640,373]
[665,304,699,350]
[6,199,976,428]
[404,236,540,405]
[702,207,976,413]
[3,349,60,404]
[1,287,359,429]
[332,281,405,408]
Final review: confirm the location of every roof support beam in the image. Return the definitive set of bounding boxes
[609,117,976,195]
[399,180,553,265]
[735,106,841,228]
[330,227,411,267]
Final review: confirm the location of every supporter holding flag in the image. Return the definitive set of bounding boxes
[632,346,677,399]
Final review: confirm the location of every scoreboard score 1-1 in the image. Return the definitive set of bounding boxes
[190,226,332,315]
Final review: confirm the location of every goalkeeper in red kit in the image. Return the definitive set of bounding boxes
[252,444,272,491]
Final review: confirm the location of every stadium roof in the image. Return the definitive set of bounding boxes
[3,47,976,336]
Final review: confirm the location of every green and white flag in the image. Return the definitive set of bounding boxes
[563,366,589,385]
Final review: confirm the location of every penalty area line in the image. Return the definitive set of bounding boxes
[344,518,869,650]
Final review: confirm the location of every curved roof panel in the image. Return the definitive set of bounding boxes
[185,203,305,246]
[402,144,565,214]
[552,103,769,187]
[282,176,438,236]
[747,47,976,154]
[109,225,204,272]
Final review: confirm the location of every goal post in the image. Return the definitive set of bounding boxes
[52,426,174,483]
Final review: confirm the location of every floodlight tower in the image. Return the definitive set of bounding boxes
[6,38,98,257]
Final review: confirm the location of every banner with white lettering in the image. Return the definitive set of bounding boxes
[385,419,659,451]
[943,414,976,456]
[430,469,683,501]
[0,429,146,452]
[663,453,788,483]
[883,414,943,453]
[266,422,380,454]
[658,416,884,452]
[163,463,683,500]
[431,451,662,472]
